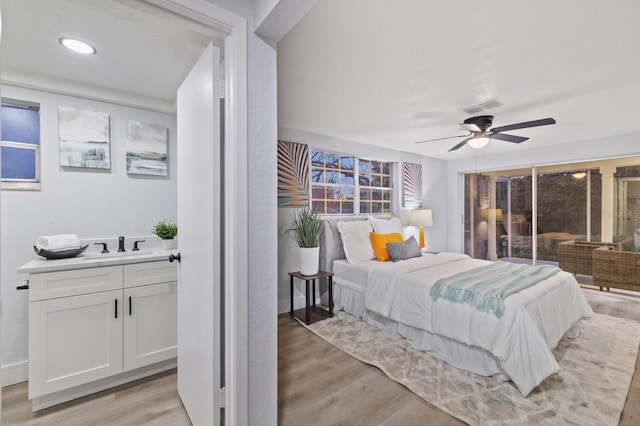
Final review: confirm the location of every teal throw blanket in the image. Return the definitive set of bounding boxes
[430,262,560,318]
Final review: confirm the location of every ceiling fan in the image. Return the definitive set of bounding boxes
[415,115,556,151]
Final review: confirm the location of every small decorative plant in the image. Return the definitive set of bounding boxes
[152,220,178,240]
[290,207,322,248]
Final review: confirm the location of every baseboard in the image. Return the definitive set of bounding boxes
[1,360,29,387]
[31,358,176,411]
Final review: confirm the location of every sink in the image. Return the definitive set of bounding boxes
[83,250,153,259]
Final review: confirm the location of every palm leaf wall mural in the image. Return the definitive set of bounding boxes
[278,140,310,206]
[403,162,423,208]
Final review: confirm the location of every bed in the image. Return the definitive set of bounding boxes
[320,217,594,397]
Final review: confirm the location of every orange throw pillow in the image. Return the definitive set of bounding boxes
[370,232,404,261]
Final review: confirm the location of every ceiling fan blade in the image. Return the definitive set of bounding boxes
[490,118,556,134]
[448,137,473,152]
[460,123,481,132]
[415,134,469,144]
[490,133,529,144]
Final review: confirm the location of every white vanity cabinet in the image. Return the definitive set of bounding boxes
[26,260,177,408]
[123,262,177,371]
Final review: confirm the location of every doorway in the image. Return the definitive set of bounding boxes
[0,0,249,423]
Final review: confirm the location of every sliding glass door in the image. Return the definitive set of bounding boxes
[500,174,533,262]
[464,158,640,267]
[533,170,601,261]
[464,174,513,261]
[465,166,602,264]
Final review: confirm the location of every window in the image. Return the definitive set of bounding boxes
[311,151,355,214]
[358,159,392,214]
[1,99,41,190]
[311,149,393,215]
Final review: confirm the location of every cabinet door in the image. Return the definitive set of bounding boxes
[29,290,123,399]
[123,282,177,371]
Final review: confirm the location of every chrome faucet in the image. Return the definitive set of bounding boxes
[118,236,125,252]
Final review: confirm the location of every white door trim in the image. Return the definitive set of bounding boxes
[144,1,248,424]
[223,19,249,426]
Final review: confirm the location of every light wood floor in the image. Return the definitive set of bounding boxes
[278,285,640,425]
[1,369,191,426]
[3,286,639,425]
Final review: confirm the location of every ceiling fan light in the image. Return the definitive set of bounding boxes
[468,136,490,149]
[59,37,96,55]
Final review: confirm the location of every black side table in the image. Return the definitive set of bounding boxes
[288,270,334,325]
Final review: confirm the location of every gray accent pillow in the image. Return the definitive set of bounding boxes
[386,236,422,262]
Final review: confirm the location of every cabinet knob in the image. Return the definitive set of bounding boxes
[169,253,181,263]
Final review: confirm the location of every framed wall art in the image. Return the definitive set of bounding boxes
[58,106,110,169]
[126,120,168,176]
[403,162,423,208]
[277,140,309,207]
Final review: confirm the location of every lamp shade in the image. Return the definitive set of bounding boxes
[479,208,503,222]
[409,209,433,227]
[468,136,490,149]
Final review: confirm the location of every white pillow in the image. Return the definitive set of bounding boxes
[337,220,375,264]
[369,216,403,234]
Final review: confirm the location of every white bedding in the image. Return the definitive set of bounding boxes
[334,253,594,397]
[332,259,373,289]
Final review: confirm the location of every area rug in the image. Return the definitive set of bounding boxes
[307,312,640,426]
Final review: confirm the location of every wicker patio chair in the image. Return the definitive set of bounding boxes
[593,246,640,292]
[558,240,621,276]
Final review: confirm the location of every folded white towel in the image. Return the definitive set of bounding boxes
[36,234,81,252]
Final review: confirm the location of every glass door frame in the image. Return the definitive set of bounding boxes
[616,176,640,240]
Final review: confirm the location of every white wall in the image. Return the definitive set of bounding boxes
[1,85,177,374]
[277,127,447,313]
[446,132,640,253]
[206,1,279,423]
[246,21,278,426]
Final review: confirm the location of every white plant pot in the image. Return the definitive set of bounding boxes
[161,238,174,250]
[299,246,320,276]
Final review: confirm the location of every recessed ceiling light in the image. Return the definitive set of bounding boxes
[59,37,96,55]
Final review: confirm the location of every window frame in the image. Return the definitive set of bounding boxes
[357,157,393,215]
[1,98,41,191]
[310,148,394,216]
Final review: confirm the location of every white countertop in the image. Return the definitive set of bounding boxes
[18,249,178,274]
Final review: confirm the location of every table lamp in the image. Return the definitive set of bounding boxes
[409,208,433,249]
[479,208,503,222]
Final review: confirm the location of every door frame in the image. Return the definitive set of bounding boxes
[617,177,640,237]
[148,1,248,423]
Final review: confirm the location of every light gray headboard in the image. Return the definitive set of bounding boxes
[319,217,370,272]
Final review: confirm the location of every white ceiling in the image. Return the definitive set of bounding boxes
[3,0,639,155]
[277,0,640,159]
[0,0,225,112]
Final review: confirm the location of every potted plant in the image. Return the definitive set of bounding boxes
[290,207,323,275]
[153,219,178,250]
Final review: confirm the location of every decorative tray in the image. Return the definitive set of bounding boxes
[33,245,89,260]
